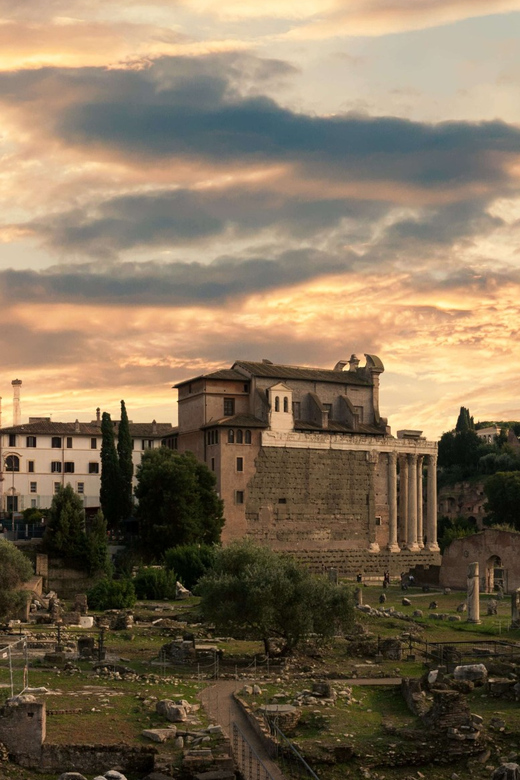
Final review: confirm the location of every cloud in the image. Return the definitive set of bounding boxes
[1,55,519,195]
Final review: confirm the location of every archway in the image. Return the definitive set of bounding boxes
[486,555,503,593]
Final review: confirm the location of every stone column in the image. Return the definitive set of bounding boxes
[399,455,408,548]
[511,589,520,628]
[387,452,400,552]
[416,455,424,549]
[467,561,481,624]
[426,454,439,551]
[407,453,420,551]
[367,451,380,552]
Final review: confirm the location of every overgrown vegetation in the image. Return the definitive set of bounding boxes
[133,566,177,600]
[87,576,136,610]
[0,539,33,620]
[164,543,217,589]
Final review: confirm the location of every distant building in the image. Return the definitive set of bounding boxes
[475,425,501,444]
[171,354,441,572]
[0,411,174,518]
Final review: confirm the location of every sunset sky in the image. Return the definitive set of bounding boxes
[2,1,520,439]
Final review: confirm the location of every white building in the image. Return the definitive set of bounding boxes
[0,411,174,516]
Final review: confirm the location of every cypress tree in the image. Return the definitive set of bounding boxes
[100,411,121,532]
[117,400,134,520]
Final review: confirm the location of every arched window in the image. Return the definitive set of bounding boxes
[274,396,280,412]
[236,429,243,444]
[283,397,288,412]
[228,429,234,443]
[245,430,251,444]
[5,455,19,472]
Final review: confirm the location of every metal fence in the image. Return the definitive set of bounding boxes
[0,636,29,699]
[265,718,320,780]
[409,637,520,670]
[232,720,279,780]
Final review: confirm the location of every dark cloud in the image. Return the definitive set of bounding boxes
[1,54,519,187]
[0,249,355,306]
[28,187,387,257]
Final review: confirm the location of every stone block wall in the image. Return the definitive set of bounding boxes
[0,699,45,767]
[40,743,156,774]
[245,447,373,549]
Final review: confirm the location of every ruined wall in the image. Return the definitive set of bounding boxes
[40,743,156,774]
[245,447,376,550]
[0,699,45,766]
[440,529,520,593]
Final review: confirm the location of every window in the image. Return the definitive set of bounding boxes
[27,460,34,473]
[51,437,62,448]
[236,429,243,444]
[243,383,248,392]
[54,482,61,494]
[26,436,37,448]
[30,482,37,493]
[228,429,234,443]
[90,438,97,449]
[235,490,244,504]
[323,403,332,415]
[354,405,364,422]
[64,462,75,473]
[292,401,301,419]
[207,431,211,445]
[66,437,73,448]
[245,430,251,444]
[375,515,382,526]
[211,458,215,471]
[131,439,135,450]
[236,457,244,472]
[51,461,62,473]
[88,462,99,474]
[8,434,16,447]
[224,398,235,416]
[274,396,280,412]
[31,499,37,508]
[215,430,219,444]
[283,397,289,413]
[77,482,84,494]
[142,439,153,449]
[5,455,20,472]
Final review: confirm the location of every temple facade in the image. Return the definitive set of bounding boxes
[172,354,440,572]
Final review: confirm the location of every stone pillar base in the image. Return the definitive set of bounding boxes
[368,542,380,553]
[466,619,481,624]
[387,543,400,553]
[407,543,420,552]
[426,542,440,552]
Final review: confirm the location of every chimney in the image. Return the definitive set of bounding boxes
[75,419,80,433]
[12,379,22,426]
[152,420,157,435]
[96,407,100,423]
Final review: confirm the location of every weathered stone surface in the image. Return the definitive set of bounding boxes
[58,774,88,780]
[453,664,487,682]
[491,763,520,780]
[156,700,188,722]
[104,772,128,780]
[142,728,177,743]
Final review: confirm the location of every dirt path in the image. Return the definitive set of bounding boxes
[199,680,287,780]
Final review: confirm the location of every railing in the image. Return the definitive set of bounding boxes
[266,718,320,780]
[0,636,29,699]
[232,720,279,780]
[408,637,520,670]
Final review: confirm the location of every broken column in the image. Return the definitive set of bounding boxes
[467,561,481,624]
[511,588,520,628]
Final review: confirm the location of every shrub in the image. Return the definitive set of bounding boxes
[88,577,136,610]
[164,544,217,590]
[133,567,177,600]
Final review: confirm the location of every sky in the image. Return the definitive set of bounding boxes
[2,1,520,438]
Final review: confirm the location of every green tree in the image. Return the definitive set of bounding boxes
[100,411,122,532]
[455,406,474,432]
[197,541,354,656]
[85,510,110,575]
[133,567,177,600]
[87,577,136,610]
[484,471,520,528]
[164,543,216,590]
[43,484,87,564]
[117,400,134,522]
[0,539,33,621]
[135,449,224,560]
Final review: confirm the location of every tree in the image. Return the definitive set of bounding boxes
[455,406,474,432]
[85,510,110,575]
[135,449,224,560]
[484,471,520,529]
[87,577,136,610]
[100,411,122,532]
[43,484,87,564]
[0,539,33,621]
[197,541,354,656]
[164,543,216,590]
[117,400,134,522]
